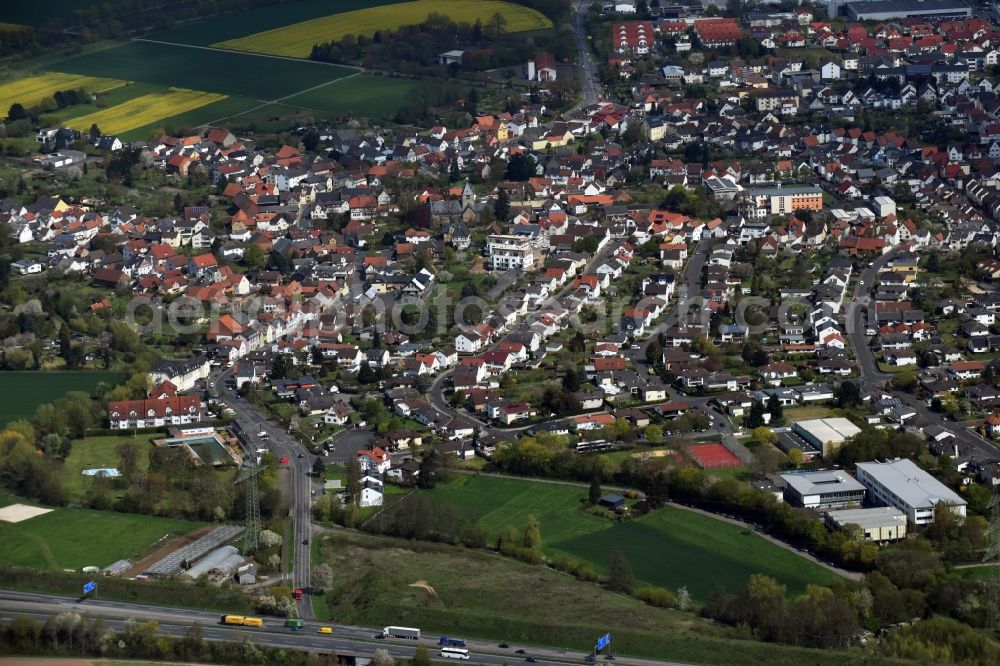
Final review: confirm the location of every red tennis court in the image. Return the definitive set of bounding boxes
[688,443,742,469]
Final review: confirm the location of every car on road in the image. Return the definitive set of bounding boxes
[298,453,304,458]
[279,457,290,464]
[318,626,333,634]
[258,431,269,439]
[498,643,509,648]
[525,658,537,663]
[516,649,526,654]
[302,539,309,545]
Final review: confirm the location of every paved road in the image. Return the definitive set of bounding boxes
[628,241,710,372]
[845,254,1000,464]
[428,243,617,436]
[571,0,602,109]
[213,370,317,620]
[0,590,698,666]
[845,252,894,385]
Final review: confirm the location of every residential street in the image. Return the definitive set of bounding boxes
[212,368,317,620]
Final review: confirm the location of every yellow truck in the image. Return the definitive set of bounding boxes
[221,615,263,627]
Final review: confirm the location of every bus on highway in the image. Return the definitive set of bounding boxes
[439,637,466,647]
[439,648,470,660]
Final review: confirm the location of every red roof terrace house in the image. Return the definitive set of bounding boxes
[108,396,203,430]
[694,19,742,48]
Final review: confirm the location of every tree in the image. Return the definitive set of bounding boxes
[645,338,662,366]
[243,243,265,271]
[676,586,691,612]
[787,447,804,468]
[523,515,542,550]
[505,153,536,181]
[302,130,320,152]
[7,103,27,121]
[607,549,633,592]
[312,457,326,477]
[835,380,862,407]
[372,648,395,666]
[345,456,361,503]
[746,400,767,428]
[117,440,141,481]
[358,362,378,385]
[271,354,291,380]
[562,366,584,392]
[752,427,777,446]
[643,424,663,443]
[311,562,334,590]
[893,369,918,392]
[766,394,783,422]
[589,477,602,505]
[412,645,432,666]
[494,187,510,220]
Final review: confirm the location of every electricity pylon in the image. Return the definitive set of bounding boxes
[236,454,264,554]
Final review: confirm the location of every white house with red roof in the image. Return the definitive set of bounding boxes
[358,447,391,474]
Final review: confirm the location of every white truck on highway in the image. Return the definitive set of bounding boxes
[382,626,420,640]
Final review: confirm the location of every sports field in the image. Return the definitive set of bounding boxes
[0,371,123,426]
[215,0,552,58]
[688,442,742,469]
[0,498,200,570]
[413,475,839,600]
[64,87,227,134]
[0,72,127,111]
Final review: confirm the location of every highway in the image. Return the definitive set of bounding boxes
[212,368,317,620]
[0,590,698,666]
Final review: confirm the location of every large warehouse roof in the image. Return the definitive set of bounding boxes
[780,470,865,497]
[794,417,862,444]
[844,0,972,20]
[855,459,966,510]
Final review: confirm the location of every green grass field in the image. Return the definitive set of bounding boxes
[62,435,151,501]
[413,475,839,600]
[0,503,200,570]
[315,531,909,666]
[47,41,355,98]
[151,0,403,46]
[282,75,418,118]
[0,370,123,426]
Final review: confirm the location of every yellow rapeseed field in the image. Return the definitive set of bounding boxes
[215,0,552,58]
[0,72,127,111]
[64,87,227,134]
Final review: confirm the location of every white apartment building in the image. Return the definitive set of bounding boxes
[487,234,540,271]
